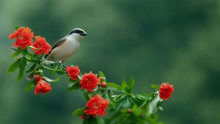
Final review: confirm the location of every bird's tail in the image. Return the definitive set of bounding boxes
[26,66,40,80]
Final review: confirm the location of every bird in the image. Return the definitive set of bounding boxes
[26,28,87,80]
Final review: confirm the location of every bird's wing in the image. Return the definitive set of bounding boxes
[45,37,66,58]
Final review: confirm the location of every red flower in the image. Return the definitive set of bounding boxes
[79,72,100,92]
[34,79,51,95]
[32,36,51,55]
[66,65,80,80]
[84,95,109,117]
[80,115,85,120]
[9,27,34,49]
[159,83,174,100]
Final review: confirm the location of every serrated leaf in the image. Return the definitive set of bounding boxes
[107,83,121,91]
[44,77,60,82]
[18,57,27,80]
[7,59,20,73]
[129,76,135,89]
[72,107,86,116]
[24,80,35,92]
[26,63,37,73]
[11,47,22,57]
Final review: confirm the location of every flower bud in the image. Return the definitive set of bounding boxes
[127,109,132,113]
[101,82,107,87]
[34,74,41,83]
[80,115,85,120]
[99,77,103,81]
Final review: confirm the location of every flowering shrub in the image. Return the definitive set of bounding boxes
[8,27,174,124]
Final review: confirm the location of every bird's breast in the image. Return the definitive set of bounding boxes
[50,39,79,62]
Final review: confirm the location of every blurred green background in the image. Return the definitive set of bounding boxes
[0,0,220,124]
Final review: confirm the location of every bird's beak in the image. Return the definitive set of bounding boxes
[80,32,87,36]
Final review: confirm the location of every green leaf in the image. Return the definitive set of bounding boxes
[133,108,142,116]
[130,95,144,106]
[133,93,149,101]
[24,80,35,92]
[115,94,130,108]
[21,48,28,55]
[83,92,90,100]
[129,76,135,89]
[151,84,160,90]
[124,87,132,94]
[107,92,115,105]
[26,63,37,73]
[7,59,20,73]
[18,57,27,80]
[44,77,60,83]
[67,83,81,91]
[11,47,22,57]
[56,70,66,75]
[35,69,43,74]
[57,63,63,70]
[42,65,57,71]
[83,116,97,124]
[107,83,121,91]
[15,26,19,30]
[68,79,80,87]
[96,116,105,124]
[25,49,34,58]
[99,71,106,82]
[72,107,86,116]
[121,79,128,93]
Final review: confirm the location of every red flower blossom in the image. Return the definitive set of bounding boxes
[159,83,174,100]
[9,27,34,49]
[32,36,51,55]
[66,65,80,80]
[84,95,109,117]
[79,72,100,92]
[34,79,51,95]
[80,115,85,120]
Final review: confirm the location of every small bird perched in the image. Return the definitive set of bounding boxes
[26,28,87,80]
